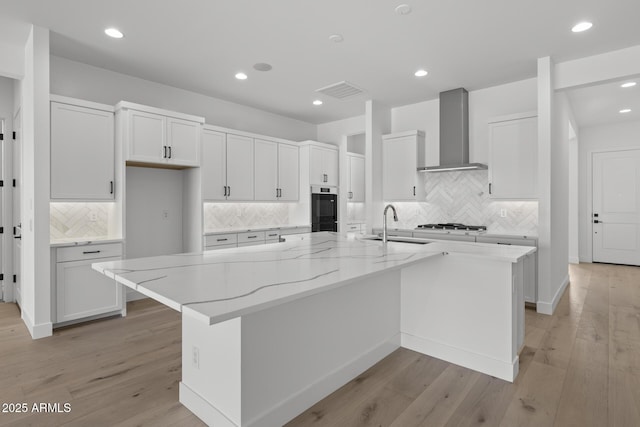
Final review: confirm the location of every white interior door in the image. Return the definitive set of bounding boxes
[592,149,640,265]
[12,111,21,306]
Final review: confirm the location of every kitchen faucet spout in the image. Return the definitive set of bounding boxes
[382,204,399,244]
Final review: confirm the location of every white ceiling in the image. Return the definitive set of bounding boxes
[567,77,640,128]
[2,0,640,125]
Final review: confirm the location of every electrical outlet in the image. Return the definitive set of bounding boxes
[162,209,169,220]
[500,209,507,218]
[192,346,200,369]
[88,211,98,222]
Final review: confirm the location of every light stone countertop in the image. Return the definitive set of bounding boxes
[93,232,535,326]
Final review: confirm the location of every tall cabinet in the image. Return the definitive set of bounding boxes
[346,153,365,202]
[254,139,299,201]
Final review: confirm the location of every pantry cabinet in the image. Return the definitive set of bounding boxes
[254,139,299,201]
[382,130,425,201]
[488,113,538,199]
[346,153,365,202]
[201,128,254,201]
[50,97,115,200]
[117,101,203,168]
[309,145,339,186]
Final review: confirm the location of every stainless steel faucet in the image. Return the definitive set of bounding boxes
[382,204,399,244]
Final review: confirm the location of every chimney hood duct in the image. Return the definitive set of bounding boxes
[418,88,487,172]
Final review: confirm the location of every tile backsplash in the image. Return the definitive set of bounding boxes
[50,203,116,240]
[387,170,538,235]
[204,203,293,230]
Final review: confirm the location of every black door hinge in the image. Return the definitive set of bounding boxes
[12,275,16,283]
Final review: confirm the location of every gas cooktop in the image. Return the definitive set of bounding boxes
[415,223,487,232]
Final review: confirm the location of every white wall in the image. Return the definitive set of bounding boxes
[316,115,365,145]
[578,120,640,262]
[0,41,24,79]
[19,26,51,338]
[125,167,185,259]
[50,56,316,142]
[389,78,537,167]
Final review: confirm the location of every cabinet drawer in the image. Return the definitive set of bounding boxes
[238,231,266,244]
[265,230,280,241]
[57,243,123,262]
[476,236,537,246]
[204,233,238,247]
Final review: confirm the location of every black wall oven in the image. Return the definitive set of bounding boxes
[311,186,338,232]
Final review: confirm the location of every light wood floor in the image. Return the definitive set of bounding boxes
[1,263,639,426]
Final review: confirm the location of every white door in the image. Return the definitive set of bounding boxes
[50,102,115,199]
[166,117,200,166]
[127,110,165,163]
[201,129,227,201]
[226,134,254,200]
[254,139,278,201]
[383,135,417,200]
[592,149,640,265]
[12,111,21,306]
[278,144,299,201]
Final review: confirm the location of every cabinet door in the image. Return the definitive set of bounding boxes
[128,110,165,163]
[226,134,254,200]
[309,146,326,185]
[523,253,537,303]
[349,155,365,202]
[167,117,200,166]
[201,129,227,200]
[323,148,339,186]
[56,256,123,323]
[278,144,299,201]
[51,102,115,200]
[383,136,418,200]
[254,139,279,201]
[488,116,537,199]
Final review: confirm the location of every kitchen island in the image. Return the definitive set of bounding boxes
[93,232,535,427]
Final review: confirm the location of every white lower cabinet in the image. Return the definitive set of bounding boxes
[54,243,124,324]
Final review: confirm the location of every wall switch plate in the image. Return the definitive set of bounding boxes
[88,211,98,222]
[500,209,507,218]
[162,209,169,220]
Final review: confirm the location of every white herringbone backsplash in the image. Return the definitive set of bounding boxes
[50,203,114,240]
[388,170,538,235]
[204,203,292,231]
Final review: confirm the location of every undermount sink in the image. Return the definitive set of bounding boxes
[362,235,432,245]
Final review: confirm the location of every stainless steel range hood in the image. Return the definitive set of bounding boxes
[418,88,487,172]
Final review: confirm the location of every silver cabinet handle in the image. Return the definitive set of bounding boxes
[110,181,114,195]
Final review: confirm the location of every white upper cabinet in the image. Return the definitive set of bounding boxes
[201,129,227,200]
[117,102,203,167]
[226,134,254,200]
[347,153,365,202]
[50,97,115,200]
[277,143,299,201]
[253,139,299,201]
[310,145,339,186]
[488,113,537,199]
[254,139,279,201]
[382,131,425,201]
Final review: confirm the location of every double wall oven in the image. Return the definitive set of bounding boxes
[311,186,338,232]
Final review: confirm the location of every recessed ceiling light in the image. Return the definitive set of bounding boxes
[414,69,428,77]
[395,4,412,15]
[329,34,344,43]
[235,72,248,80]
[571,21,593,32]
[253,63,272,72]
[104,28,124,38]
[620,108,632,114]
[313,100,323,106]
[621,82,637,88]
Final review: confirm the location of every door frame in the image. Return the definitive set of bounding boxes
[587,147,640,263]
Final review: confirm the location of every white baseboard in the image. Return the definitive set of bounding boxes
[537,274,570,315]
[401,333,518,382]
[126,289,148,302]
[21,309,52,339]
[569,256,580,264]
[180,335,400,427]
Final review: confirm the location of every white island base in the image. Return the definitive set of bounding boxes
[178,253,524,427]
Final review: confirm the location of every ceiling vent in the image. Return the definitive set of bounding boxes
[316,81,365,100]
